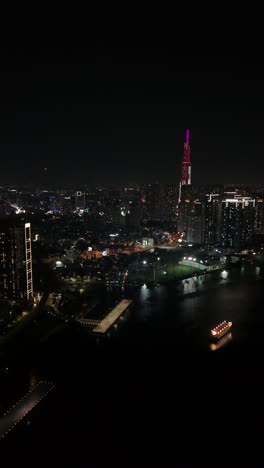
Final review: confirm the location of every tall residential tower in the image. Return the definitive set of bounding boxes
[0,220,33,301]
[179,129,191,201]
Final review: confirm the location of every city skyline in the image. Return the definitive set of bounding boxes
[1,11,264,467]
[0,14,263,185]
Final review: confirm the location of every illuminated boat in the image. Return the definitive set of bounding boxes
[210,321,232,340]
[210,332,232,351]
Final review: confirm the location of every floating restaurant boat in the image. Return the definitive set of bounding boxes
[210,321,232,340]
[210,332,232,351]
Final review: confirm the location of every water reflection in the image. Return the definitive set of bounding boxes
[209,332,233,352]
[183,277,198,295]
[220,270,229,279]
[29,371,40,389]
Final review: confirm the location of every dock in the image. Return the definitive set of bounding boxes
[92,299,133,334]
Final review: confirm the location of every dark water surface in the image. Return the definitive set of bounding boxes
[2,265,264,466]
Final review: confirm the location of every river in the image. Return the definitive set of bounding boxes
[2,263,264,467]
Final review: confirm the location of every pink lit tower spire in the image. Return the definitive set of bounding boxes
[178,129,191,202]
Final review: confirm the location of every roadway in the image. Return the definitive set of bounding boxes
[0,380,55,439]
[0,292,49,349]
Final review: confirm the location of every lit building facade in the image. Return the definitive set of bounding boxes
[0,199,5,216]
[0,221,33,301]
[128,202,143,227]
[146,184,164,220]
[163,184,178,220]
[75,191,86,212]
[203,193,222,245]
[255,199,264,235]
[62,195,74,215]
[186,201,204,244]
[221,197,256,249]
[177,185,194,237]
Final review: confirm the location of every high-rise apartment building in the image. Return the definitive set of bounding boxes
[186,200,204,244]
[0,220,33,301]
[128,202,143,227]
[255,199,264,235]
[146,184,164,220]
[203,193,222,245]
[177,185,194,236]
[221,197,256,249]
[0,199,5,216]
[163,184,178,220]
[61,195,74,215]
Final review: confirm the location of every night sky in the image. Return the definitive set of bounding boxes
[0,13,263,185]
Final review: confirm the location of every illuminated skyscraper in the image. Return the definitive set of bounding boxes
[0,221,33,301]
[179,129,191,201]
[75,191,86,212]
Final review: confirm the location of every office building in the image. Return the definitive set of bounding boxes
[179,129,191,201]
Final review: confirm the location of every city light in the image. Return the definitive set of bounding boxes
[221,270,228,279]
[1,18,264,465]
